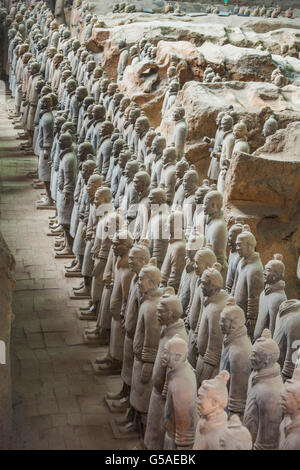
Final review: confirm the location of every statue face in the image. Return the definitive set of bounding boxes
[94,190,105,208]
[194,254,206,277]
[86,179,99,198]
[264,261,278,285]
[228,228,239,250]
[59,134,71,150]
[108,84,116,96]
[129,110,138,124]
[162,148,175,165]
[124,164,136,181]
[249,346,266,370]
[137,271,152,295]
[172,108,183,122]
[203,194,215,216]
[280,387,299,415]
[135,119,146,137]
[183,174,195,197]
[175,164,186,180]
[221,117,233,132]
[219,312,233,335]
[81,165,93,183]
[197,387,217,417]
[112,237,129,257]
[157,301,170,326]
[133,175,146,193]
[100,123,110,137]
[164,344,184,371]
[236,236,252,259]
[195,187,207,204]
[128,249,145,274]
[200,276,215,298]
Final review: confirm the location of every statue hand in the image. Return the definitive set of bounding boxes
[246,318,256,338]
[184,316,190,329]
[141,362,153,384]
[43,149,50,160]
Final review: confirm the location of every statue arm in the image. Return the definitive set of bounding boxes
[282,320,300,381]
[246,268,264,331]
[255,390,281,450]
[173,388,196,449]
[227,350,250,415]
[42,117,54,149]
[63,157,76,195]
[168,244,186,292]
[161,248,171,287]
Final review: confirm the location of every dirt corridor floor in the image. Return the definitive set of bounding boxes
[0,94,137,450]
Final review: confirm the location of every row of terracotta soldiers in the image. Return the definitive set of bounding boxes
[208,4,294,18]
[5,0,300,451]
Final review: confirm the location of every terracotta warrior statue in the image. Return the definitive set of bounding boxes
[226,219,243,294]
[144,188,169,269]
[196,262,227,387]
[96,121,114,177]
[216,114,234,192]
[273,300,300,381]
[279,366,300,450]
[193,370,230,450]
[203,190,228,281]
[161,211,186,293]
[186,246,217,368]
[182,165,199,238]
[219,414,252,450]
[150,134,167,189]
[95,230,135,374]
[177,234,203,315]
[108,245,150,416]
[73,173,103,296]
[192,180,211,236]
[254,254,287,341]
[68,158,96,275]
[243,329,283,450]
[144,294,188,450]
[171,157,189,212]
[163,336,197,450]
[172,106,188,160]
[231,226,264,339]
[219,297,252,418]
[131,171,151,243]
[161,79,179,119]
[159,146,177,206]
[129,261,162,440]
[117,40,129,83]
[56,132,78,255]
[136,115,150,164]
[263,113,278,138]
[205,111,226,183]
[37,95,54,207]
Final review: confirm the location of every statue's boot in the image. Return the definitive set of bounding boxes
[51,225,63,234]
[78,302,98,320]
[66,261,82,272]
[106,383,129,400]
[95,359,121,373]
[54,242,66,252]
[119,421,137,435]
[73,284,91,296]
[95,350,112,364]
[36,198,55,207]
[65,259,77,269]
[115,407,134,425]
[85,325,100,335]
[56,245,73,255]
[111,397,129,412]
[73,280,85,290]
